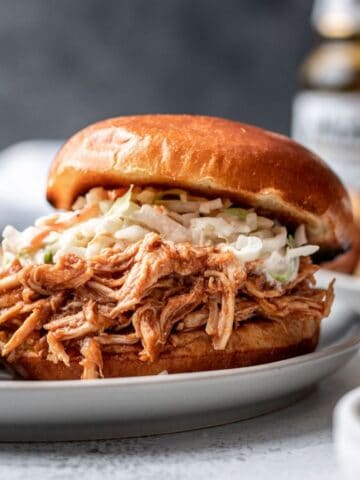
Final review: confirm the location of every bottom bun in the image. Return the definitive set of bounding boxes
[11,316,321,380]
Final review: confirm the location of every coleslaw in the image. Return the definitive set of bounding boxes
[0,186,319,284]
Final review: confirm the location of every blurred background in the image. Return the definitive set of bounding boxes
[0,0,315,146]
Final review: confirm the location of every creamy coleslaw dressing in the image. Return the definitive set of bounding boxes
[0,186,319,284]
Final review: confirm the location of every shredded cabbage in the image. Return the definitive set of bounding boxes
[221,207,248,220]
[105,186,133,218]
[232,236,263,263]
[131,205,190,243]
[0,186,319,284]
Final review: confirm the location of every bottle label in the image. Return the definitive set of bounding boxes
[291,91,360,187]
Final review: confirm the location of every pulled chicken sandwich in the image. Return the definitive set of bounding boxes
[0,115,353,380]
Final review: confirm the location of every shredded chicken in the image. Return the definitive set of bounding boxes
[0,233,333,378]
[80,337,103,380]
[2,305,49,356]
[47,331,70,366]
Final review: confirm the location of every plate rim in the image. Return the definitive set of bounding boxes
[1,318,359,391]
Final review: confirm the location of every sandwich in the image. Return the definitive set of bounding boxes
[0,115,353,380]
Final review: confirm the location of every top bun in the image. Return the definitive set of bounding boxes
[47,114,353,255]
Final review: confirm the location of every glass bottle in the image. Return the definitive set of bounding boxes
[292,0,360,190]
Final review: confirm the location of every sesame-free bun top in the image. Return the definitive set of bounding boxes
[47,114,353,254]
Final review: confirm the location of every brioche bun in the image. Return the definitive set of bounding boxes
[13,316,320,380]
[322,189,360,274]
[47,115,353,256]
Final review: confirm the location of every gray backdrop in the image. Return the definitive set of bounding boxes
[0,0,315,149]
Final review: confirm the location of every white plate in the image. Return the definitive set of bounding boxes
[0,297,359,442]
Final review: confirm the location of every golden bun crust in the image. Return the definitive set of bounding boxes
[13,316,320,380]
[322,190,360,273]
[47,115,353,253]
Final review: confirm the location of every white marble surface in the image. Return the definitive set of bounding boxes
[0,353,359,480]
